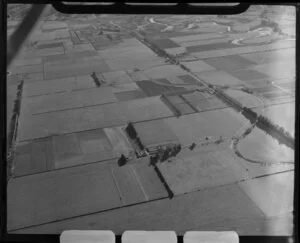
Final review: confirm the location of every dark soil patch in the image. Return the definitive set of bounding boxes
[136,80,186,97]
[178,74,200,85]
[186,42,237,53]
[205,55,256,71]
[36,42,62,49]
[115,90,147,102]
[149,38,180,49]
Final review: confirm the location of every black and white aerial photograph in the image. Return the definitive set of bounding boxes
[6,3,296,237]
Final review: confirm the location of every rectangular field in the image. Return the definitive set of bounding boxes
[186,42,240,53]
[238,171,294,218]
[136,80,186,97]
[177,75,203,85]
[196,70,244,86]
[179,37,232,47]
[111,165,147,205]
[115,90,146,101]
[22,87,117,115]
[133,119,179,148]
[13,139,51,176]
[194,97,228,112]
[7,163,122,230]
[164,107,247,145]
[228,69,270,82]
[204,55,255,72]
[150,38,181,49]
[9,183,270,235]
[182,60,216,73]
[23,76,96,97]
[241,48,295,64]
[141,65,187,79]
[17,103,126,141]
[104,126,134,157]
[170,33,223,43]
[158,149,248,195]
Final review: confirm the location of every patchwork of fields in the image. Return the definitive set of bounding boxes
[6,4,295,235]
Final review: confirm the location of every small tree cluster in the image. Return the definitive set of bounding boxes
[241,86,253,94]
[118,154,127,167]
[149,144,181,166]
[189,142,196,150]
[126,122,137,139]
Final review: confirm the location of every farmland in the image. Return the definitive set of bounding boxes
[6,4,295,236]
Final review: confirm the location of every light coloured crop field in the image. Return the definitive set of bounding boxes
[11,57,43,67]
[190,40,295,59]
[102,70,134,85]
[241,48,295,65]
[44,59,111,80]
[253,102,295,135]
[167,76,185,84]
[22,87,117,115]
[110,83,141,93]
[104,126,134,157]
[23,75,96,97]
[141,65,187,79]
[133,119,179,148]
[164,107,247,145]
[228,69,269,83]
[97,46,155,60]
[182,60,216,72]
[171,33,223,43]
[41,21,68,31]
[120,96,174,122]
[251,60,295,80]
[196,70,244,86]
[17,102,126,141]
[105,57,164,72]
[64,43,95,53]
[9,64,43,75]
[237,127,294,163]
[238,171,294,218]
[158,148,248,195]
[224,89,263,108]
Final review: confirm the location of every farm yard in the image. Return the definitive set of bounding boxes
[6,4,295,236]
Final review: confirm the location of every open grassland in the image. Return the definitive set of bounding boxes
[237,127,294,164]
